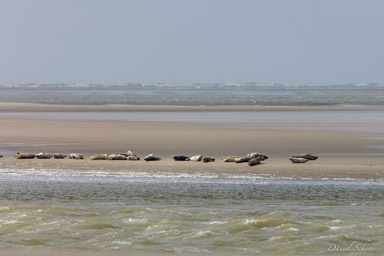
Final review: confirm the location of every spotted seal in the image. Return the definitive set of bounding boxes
[107,154,127,160]
[68,153,84,160]
[222,156,239,162]
[246,152,269,161]
[127,150,140,160]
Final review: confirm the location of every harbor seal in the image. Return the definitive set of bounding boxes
[235,157,251,163]
[107,154,127,160]
[35,152,53,159]
[248,158,261,166]
[127,150,140,160]
[0,155,3,158]
[144,154,161,161]
[289,157,309,163]
[222,156,239,162]
[292,154,318,160]
[90,154,108,160]
[246,152,269,161]
[53,153,66,159]
[68,153,84,160]
[172,155,189,161]
[15,153,35,159]
[202,156,215,163]
[186,155,203,162]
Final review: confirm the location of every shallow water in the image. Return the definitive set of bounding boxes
[1,111,384,132]
[0,168,383,254]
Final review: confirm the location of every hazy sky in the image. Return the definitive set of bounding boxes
[1,0,383,84]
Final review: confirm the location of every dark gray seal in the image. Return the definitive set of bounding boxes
[35,152,53,159]
[144,154,161,161]
[53,153,66,159]
[172,155,189,161]
[248,158,261,166]
[202,156,215,163]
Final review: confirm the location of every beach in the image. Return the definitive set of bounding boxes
[0,103,383,255]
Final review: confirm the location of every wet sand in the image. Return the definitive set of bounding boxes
[0,103,383,179]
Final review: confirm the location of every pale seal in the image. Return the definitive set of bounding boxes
[292,154,318,160]
[186,155,203,162]
[246,152,269,161]
[222,156,239,162]
[107,154,128,160]
[127,150,140,160]
[144,154,161,161]
[90,154,108,160]
[235,157,251,163]
[15,153,35,159]
[172,155,189,161]
[289,157,309,163]
[202,156,215,163]
[68,153,84,160]
[35,152,53,159]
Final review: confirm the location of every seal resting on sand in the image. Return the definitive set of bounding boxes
[15,153,35,159]
[127,150,140,160]
[222,156,239,162]
[68,153,84,160]
[202,156,215,163]
[292,154,318,160]
[235,157,251,163]
[289,157,309,163]
[0,155,3,158]
[246,152,269,161]
[107,154,127,160]
[53,153,66,159]
[144,154,161,161]
[248,158,261,166]
[35,152,53,159]
[186,155,203,162]
[90,154,108,160]
[172,155,189,161]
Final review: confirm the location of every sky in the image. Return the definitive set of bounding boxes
[0,0,383,85]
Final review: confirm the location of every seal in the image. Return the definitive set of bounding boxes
[144,154,161,161]
[289,157,309,163]
[0,155,3,158]
[202,156,215,163]
[292,154,318,160]
[247,152,269,161]
[172,155,189,161]
[235,157,251,163]
[186,155,203,162]
[53,153,66,159]
[15,153,35,159]
[107,154,127,160]
[127,150,140,160]
[35,152,53,159]
[222,156,239,162]
[68,153,84,160]
[90,154,108,160]
[248,158,261,166]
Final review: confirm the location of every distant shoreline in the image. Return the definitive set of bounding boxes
[1,102,384,112]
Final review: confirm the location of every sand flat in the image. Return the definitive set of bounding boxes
[0,104,383,178]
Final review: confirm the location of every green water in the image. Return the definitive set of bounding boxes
[0,170,383,254]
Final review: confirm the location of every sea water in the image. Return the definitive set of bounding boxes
[0,83,384,105]
[0,168,383,254]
